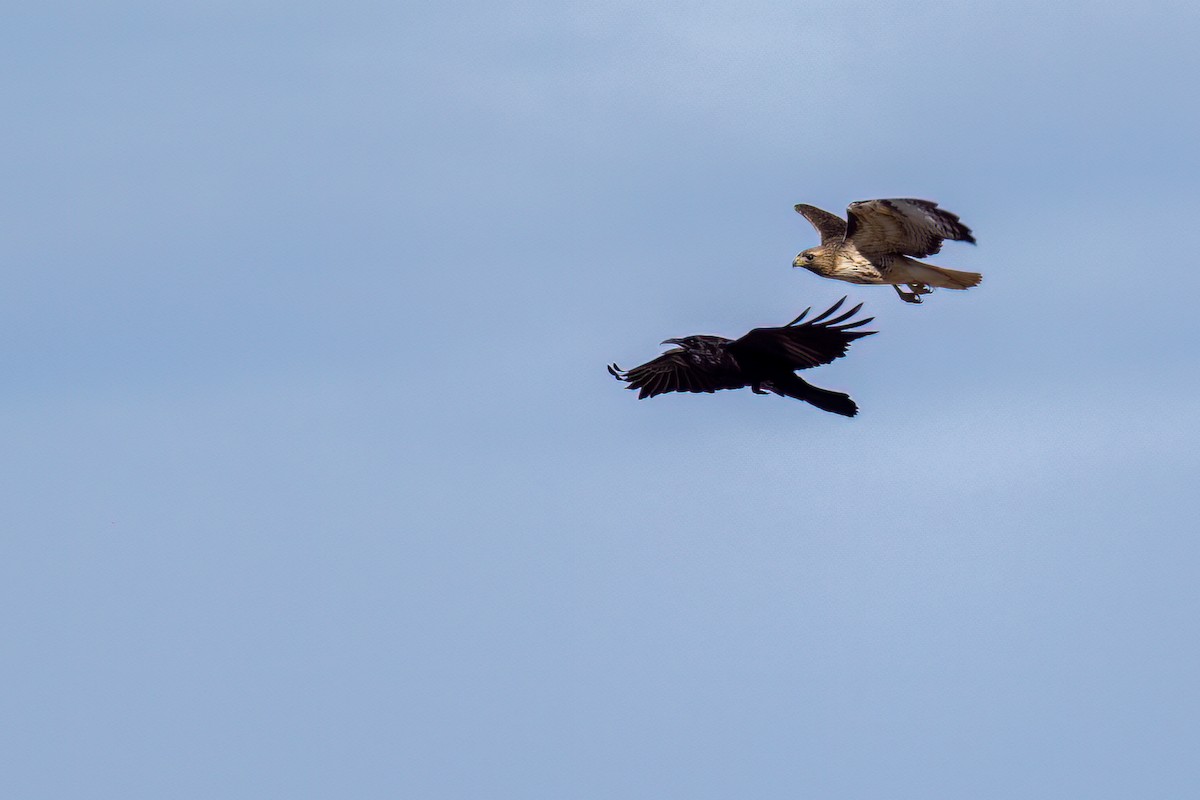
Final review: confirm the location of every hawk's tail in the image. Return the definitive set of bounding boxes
[904,262,982,290]
[767,374,859,417]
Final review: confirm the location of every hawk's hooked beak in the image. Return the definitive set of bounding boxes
[792,255,804,268]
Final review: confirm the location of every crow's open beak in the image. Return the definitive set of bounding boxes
[661,338,685,347]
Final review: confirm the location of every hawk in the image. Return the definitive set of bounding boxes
[793,198,981,304]
[607,298,874,417]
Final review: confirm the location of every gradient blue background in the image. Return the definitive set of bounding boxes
[4,1,1199,797]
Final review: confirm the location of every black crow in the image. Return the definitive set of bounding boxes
[608,298,875,417]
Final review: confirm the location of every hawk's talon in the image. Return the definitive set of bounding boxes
[893,284,923,304]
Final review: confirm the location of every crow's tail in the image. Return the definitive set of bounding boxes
[767,374,859,417]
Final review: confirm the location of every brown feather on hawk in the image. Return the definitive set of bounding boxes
[792,198,980,304]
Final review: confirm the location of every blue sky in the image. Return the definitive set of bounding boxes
[3,1,1199,797]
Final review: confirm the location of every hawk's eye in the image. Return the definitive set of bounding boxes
[804,253,814,261]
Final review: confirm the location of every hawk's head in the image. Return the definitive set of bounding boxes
[793,247,829,273]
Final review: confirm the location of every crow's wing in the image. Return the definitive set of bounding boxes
[845,198,975,258]
[608,343,744,399]
[731,298,875,371]
[794,204,848,243]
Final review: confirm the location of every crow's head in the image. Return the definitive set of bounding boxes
[661,335,722,350]
[661,335,728,363]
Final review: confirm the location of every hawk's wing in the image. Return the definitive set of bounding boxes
[608,340,744,399]
[730,297,875,371]
[844,198,975,258]
[794,204,848,243]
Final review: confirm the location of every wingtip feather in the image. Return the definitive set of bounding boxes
[786,306,812,327]
[808,296,847,324]
[825,302,864,326]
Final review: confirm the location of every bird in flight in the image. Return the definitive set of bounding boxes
[607,298,874,417]
[793,198,980,304]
